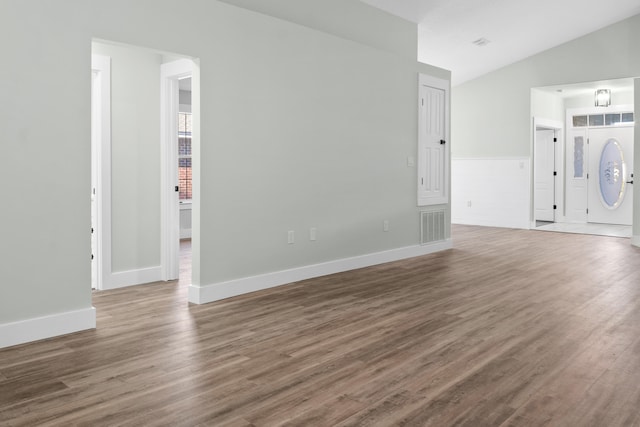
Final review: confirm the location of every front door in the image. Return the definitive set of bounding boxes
[588,127,634,225]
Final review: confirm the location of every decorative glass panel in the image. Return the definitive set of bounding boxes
[622,112,634,123]
[589,114,604,126]
[599,139,626,209]
[574,137,584,178]
[573,115,587,127]
[605,113,621,126]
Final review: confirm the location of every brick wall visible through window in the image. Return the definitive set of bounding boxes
[178,113,192,200]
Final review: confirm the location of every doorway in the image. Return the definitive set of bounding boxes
[161,59,194,282]
[90,54,111,291]
[533,118,563,228]
[566,107,635,227]
[91,41,197,291]
[534,128,557,222]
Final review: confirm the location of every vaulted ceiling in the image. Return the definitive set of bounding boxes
[360,0,640,86]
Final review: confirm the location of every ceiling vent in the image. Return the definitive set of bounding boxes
[472,37,491,47]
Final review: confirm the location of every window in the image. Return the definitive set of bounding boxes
[574,136,584,178]
[178,113,192,200]
[622,112,634,123]
[573,115,587,127]
[589,114,604,127]
[605,113,621,126]
[573,112,634,128]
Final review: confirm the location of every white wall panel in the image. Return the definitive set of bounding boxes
[452,158,531,229]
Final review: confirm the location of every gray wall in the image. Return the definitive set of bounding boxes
[0,2,92,323]
[453,13,640,159]
[0,0,449,329]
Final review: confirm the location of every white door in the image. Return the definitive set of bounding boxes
[534,129,556,221]
[418,74,448,206]
[588,126,634,225]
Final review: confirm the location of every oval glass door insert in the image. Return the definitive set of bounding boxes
[599,138,626,209]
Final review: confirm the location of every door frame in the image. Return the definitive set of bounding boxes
[417,73,450,206]
[531,117,563,228]
[565,105,635,225]
[160,59,194,281]
[91,54,112,291]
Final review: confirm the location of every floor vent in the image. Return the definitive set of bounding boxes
[421,209,446,245]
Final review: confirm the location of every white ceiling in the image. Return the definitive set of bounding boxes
[360,0,640,86]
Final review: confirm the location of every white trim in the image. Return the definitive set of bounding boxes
[534,117,563,131]
[0,308,96,349]
[91,54,112,291]
[104,266,163,290]
[161,59,193,282]
[188,240,452,304]
[631,235,640,247]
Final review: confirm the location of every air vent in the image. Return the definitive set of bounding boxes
[472,37,491,47]
[421,209,446,245]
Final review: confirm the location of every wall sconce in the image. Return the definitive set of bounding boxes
[595,89,611,107]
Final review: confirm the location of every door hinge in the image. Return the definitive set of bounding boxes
[586,173,589,179]
[421,98,424,107]
[553,171,557,176]
[587,208,589,214]
[554,137,557,142]
[553,205,557,210]
[421,177,424,185]
[91,254,94,260]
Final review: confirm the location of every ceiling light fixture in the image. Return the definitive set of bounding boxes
[595,89,611,107]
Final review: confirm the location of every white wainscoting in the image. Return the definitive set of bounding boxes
[189,240,453,305]
[452,158,531,229]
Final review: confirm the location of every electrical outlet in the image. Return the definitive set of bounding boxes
[383,220,389,232]
[310,228,317,241]
[407,156,415,167]
[288,230,295,244]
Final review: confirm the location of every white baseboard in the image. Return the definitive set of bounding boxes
[180,228,192,239]
[106,266,162,290]
[189,240,452,305]
[632,235,640,247]
[0,307,96,349]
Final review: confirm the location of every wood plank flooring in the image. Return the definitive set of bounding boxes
[2,225,640,426]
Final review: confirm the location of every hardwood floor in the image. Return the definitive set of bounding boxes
[2,225,640,426]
